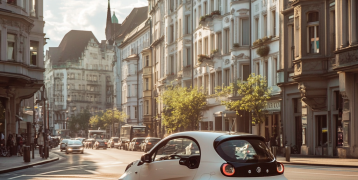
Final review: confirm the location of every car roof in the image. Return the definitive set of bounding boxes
[156,131,264,163]
[145,137,160,139]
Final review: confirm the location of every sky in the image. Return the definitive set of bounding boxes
[44,0,147,51]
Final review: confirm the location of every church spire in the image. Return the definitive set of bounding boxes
[105,0,113,42]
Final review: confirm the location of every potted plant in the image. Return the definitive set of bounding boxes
[233,43,240,48]
[256,45,270,57]
[211,49,219,55]
[211,10,221,16]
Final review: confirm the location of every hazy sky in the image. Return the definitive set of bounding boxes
[44,0,147,51]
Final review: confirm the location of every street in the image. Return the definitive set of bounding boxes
[0,147,358,180]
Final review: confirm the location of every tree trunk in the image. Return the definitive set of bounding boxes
[258,122,261,136]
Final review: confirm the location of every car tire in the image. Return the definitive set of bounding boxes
[81,151,84,154]
[66,151,69,154]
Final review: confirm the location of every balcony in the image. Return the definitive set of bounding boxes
[143,90,151,98]
[333,47,358,72]
[293,58,328,78]
[143,66,152,76]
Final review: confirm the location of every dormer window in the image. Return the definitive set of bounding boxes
[307,12,319,54]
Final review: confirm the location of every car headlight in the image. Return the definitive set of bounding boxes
[68,148,72,151]
[80,147,83,150]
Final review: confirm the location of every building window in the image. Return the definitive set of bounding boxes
[256,62,260,75]
[224,69,230,86]
[30,0,37,17]
[170,0,174,12]
[263,15,267,37]
[272,10,276,37]
[185,15,190,34]
[194,10,196,29]
[307,12,320,54]
[289,24,295,65]
[178,51,182,70]
[218,0,222,13]
[225,29,230,54]
[210,73,215,94]
[170,56,174,74]
[210,0,214,12]
[7,0,16,5]
[242,64,250,81]
[7,34,16,60]
[179,19,182,37]
[204,37,208,55]
[145,100,149,115]
[317,115,327,147]
[273,58,277,85]
[128,85,131,97]
[145,78,149,90]
[30,41,39,65]
[145,55,149,66]
[134,106,137,118]
[264,61,268,79]
[127,106,131,119]
[170,25,174,43]
[255,18,259,40]
[218,32,222,54]
[186,48,191,66]
[330,10,336,53]
[242,19,250,45]
[204,2,207,15]
[217,71,222,86]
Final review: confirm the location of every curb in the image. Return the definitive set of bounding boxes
[0,156,59,174]
[280,161,358,168]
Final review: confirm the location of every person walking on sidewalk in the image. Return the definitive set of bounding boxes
[37,132,44,158]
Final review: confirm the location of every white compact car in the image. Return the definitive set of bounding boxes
[119,131,287,180]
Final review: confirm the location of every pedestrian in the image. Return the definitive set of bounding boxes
[37,132,44,158]
[0,132,4,146]
[7,134,14,156]
[16,134,21,157]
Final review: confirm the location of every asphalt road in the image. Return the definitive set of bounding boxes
[0,147,357,180]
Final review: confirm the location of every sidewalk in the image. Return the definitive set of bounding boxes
[0,148,59,174]
[277,155,358,168]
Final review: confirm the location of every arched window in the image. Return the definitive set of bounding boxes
[307,12,319,54]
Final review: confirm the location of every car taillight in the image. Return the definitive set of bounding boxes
[148,142,152,145]
[136,142,139,145]
[221,163,235,176]
[277,162,284,174]
[105,142,107,144]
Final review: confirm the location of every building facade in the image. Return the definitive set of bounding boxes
[45,30,114,137]
[0,0,45,139]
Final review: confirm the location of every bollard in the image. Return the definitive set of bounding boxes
[23,146,31,162]
[285,146,290,162]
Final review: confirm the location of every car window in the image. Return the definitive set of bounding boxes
[68,140,82,145]
[153,138,200,162]
[215,139,274,163]
[61,139,68,144]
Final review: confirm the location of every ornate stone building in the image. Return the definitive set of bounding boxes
[279,0,358,158]
[45,30,114,137]
[0,0,45,139]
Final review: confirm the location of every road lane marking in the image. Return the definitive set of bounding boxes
[290,171,358,177]
[85,170,100,174]
[8,175,24,179]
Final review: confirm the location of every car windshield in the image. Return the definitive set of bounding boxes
[216,139,274,163]
[68,140,82,145]
[61,139,69,143]
[113,139,119,142]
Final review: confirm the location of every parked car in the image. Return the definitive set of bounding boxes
[140,137,161,152]
[108,137,119,148]
[94,140,107,150]
[119,131,286,180]
[65,140,84,154]
[128,137,146,151]
[60,139,70,152]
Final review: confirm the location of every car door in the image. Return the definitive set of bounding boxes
[139,137,201,180]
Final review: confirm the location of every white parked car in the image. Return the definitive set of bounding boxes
[119,131,286,180]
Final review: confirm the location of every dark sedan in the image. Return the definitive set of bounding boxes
[94,140,107,150]
[65,140,84,154]
[60,139,70,152]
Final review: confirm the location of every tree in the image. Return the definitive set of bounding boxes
[68,109,92,137]
[218,74,271,134]
[160,86,207,133]
[89,109,127,131]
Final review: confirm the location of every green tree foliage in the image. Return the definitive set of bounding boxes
[160,86,207,133]
[217,74,271,127]
[68,109,92,135]
[89,109,128,130]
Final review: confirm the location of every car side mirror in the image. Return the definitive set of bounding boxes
[141,153,152,163]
